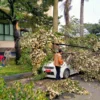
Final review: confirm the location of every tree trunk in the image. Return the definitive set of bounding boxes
[52,0,58,33]
[13,21,21,65]
[80,0,84,36]
[64,0,70,27]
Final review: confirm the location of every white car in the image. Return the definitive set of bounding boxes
[42,61,78,79]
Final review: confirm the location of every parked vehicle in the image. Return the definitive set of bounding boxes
[42,60,78,79]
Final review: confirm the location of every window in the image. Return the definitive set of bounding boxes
[5,24,10,35]
[0,24,3,34]
[0,23,14,41]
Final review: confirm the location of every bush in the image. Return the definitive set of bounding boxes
[19,47,33,69]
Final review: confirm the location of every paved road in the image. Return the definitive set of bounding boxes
[54,75,100,100]
[7,75,100,100]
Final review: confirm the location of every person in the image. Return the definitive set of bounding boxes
[4,48,11,65]
[54,49,64,80]
[1,57,6,67]
[0,55,5,67]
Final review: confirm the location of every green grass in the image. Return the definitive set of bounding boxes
[0,59,32,76]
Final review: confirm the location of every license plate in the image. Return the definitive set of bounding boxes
[45,69,51,72]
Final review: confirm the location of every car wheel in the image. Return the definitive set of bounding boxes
[63,69,70,79]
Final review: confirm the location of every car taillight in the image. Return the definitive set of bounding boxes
[45,69,51,72]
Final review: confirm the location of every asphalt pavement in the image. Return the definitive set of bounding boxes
[54,75,100,100]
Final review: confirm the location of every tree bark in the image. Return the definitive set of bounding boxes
[13,21,21,65]
[52,0,58,33]
[64,0,70,27]
[80,0,84,37]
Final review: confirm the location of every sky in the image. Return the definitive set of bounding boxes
[70,0,100,24]
[58,0,100,24]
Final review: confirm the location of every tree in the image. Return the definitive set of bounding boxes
[53,0,58,33]
[0,0,62,64]
[84,23,100,34]
[80,0,88,36]
[14,0,53,31]
[42,0,62,33]
[80,0,84,36]
[64,0,72,27]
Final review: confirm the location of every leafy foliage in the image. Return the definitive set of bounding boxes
[0,0,53,31]
[85,23,100,34]
[66,34,98,49]
[60,17,81,37]
[13,0,53,30]
[70,50,100,81]
[35,79,89,100]
[0,81,48,100]
[0,0,8,7]
[0,78,88,100]
[0,64,31,77]
[33,72,46,81]
[65,34,100,81]
[19,47,33,68]
[20,29,64,75]
[42,0,63,7]
[0,77,5,93]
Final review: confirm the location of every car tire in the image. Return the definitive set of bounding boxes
[63,69,70,79]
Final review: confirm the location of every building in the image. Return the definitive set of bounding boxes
[0,8,14,55]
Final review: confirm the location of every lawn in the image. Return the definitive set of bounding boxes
[0,59,32,76]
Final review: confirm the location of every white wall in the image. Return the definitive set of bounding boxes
[0,41,14,48]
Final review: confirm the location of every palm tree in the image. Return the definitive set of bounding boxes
[80,0,84,36]
[80,0,88,36]
[64,0,72,27]
[42,0,63,33]
[53,0,58,33]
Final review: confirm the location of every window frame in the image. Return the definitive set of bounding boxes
[0,23,14,41]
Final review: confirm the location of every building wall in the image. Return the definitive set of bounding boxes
[0,23,14,52]
[0,41,14,49]
[45,6,53,17]
[38,0,53,17]
[0,41,15,56]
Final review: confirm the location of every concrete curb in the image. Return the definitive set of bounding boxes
[2,72,33,82]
